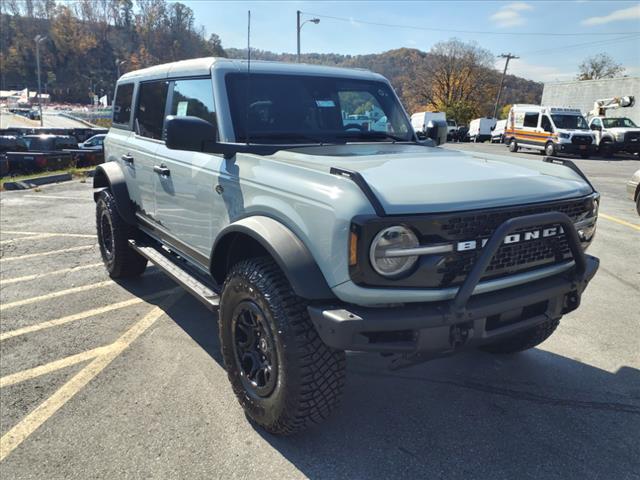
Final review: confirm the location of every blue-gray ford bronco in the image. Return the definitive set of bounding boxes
[94,58,599,434]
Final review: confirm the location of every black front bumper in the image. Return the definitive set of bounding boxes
[557,143,597,155]
[308,211,600,364]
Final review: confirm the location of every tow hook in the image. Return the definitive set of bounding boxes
[450,322,473,349]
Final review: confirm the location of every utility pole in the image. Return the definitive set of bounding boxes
[35,35,46,127]
[493,53,519,120]
[296,11,319,63]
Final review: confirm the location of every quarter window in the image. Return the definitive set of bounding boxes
[523,112,539,128]
[113,83,134,126]
[169,78,216,126]
[135,81,169,140]
[541,115,552,132]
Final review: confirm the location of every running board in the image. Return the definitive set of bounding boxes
[129,239,220,312]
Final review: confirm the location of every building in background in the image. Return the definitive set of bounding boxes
[542,77,640,125]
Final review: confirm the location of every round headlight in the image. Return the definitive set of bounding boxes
[369,226,419,277]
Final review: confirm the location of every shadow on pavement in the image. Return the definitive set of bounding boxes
[121,283,640,480]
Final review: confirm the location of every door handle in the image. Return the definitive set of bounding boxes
[153,164,170,177]
[121,153,134,164]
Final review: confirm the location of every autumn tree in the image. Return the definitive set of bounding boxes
[405,39,495,124]
[577,53,625,80]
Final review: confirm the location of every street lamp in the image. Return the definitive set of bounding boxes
[116,59,127,79]
[296,11,320,63]
[34,34,47,127]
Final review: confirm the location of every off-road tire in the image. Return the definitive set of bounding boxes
[480,318,560,354]
[508,138,518,152]
[96,190,147,278]
[219,257,346,435]
[545,141,556,157]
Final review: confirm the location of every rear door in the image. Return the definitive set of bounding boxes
[153,77,223,263]
[129,80,170,223]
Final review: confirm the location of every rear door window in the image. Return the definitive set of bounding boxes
[135,81,169,140]
[113,83,134,127]
[169,78,216,126]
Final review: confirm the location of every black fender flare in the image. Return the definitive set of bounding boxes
[93,162,137,226]
[211,216,335,300]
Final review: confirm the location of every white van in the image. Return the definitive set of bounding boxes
[491,119,507,143]
[469,117,497,143]
[505,105,597,158]
[411,111,446,133]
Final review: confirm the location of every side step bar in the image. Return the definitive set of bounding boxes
[129,239,220,312]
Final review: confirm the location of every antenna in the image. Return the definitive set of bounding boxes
[245,10,251,145]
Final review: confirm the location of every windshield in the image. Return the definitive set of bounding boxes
[225,73,413,144]
[551,114,588,130]
[602,117,637,128]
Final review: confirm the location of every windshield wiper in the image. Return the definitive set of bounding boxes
[245,132,342,144]
[336,131,410,143]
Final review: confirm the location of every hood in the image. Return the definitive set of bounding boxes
[278,144,593,215]
[606,127,640,134]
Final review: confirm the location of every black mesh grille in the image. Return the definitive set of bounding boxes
[625,131,640,143]
[436,199,590,287]
[571,135,592,145]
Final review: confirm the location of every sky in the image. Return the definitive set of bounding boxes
[179,0,640,83]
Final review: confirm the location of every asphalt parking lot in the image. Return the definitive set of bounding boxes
[0,145,639,479]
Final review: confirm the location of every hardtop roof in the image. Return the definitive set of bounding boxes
[118,57,385,83]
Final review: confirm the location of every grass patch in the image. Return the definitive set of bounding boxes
[0,166,94,189]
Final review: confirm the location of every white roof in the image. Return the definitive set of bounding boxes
[512,104,583,114]
[119,57,385,83]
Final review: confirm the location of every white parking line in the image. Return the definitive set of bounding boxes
[22,195,89,201]
[0,263,103,285]
[0,346,111,388]
[0,280,113,310]
[0,245,94,262]
[0,290,184,462]
[1,230,96,239]
[0,287,179,341]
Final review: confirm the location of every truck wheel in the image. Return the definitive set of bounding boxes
[219,257,346,435]
[96,190,147,278]
[600,141,613,158]
[636,194,640,216]
[545,142,556,157]
[508,138,518,152]
[481,318,559,354]
[580,153,590,159]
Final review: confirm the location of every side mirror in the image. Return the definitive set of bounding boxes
[425,119,448,145]
[590,124,601,131]
[416,130,427,140]
[165,115,218,152]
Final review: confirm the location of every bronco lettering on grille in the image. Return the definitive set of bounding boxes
[456,226,564,252]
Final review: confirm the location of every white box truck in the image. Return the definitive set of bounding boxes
[469,117,497,143]
[411,111,446,133]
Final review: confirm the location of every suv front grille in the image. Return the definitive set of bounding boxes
[571,135,592,145]
[436,199,589,287]
[350,196,595,290]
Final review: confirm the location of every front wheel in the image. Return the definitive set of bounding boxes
[481,318,559,354]
[600,141,614,158]
[545,141,556,157]
[508,138,518,152]
[219,257,346,435]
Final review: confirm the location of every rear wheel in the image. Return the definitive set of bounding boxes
[219,257,346,435]
[96,190,147,278]
[481,318,559,354]
[508,138,518,152]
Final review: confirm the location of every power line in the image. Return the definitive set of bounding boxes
[302,11,640,37]
[521,33,640,57]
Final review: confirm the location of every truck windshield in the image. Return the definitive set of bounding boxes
[225,73,413,144]
[551,114,588,130]
[602,117,637,128]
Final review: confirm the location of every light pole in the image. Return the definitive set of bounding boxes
[116,59,127,79]
[34,34,47,127]
[296,11,319,63]
[493,53,519,119]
